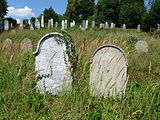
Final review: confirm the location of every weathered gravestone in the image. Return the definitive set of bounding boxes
[135,40,148,53]
[123,24,126,30]
[105,22,109,29]
[11,29,16,34]
[20,38,33,53]
[19,19,24,30]
[3,38,12,47]
[137,24,141,32]
[90,45,128,97]
[110,23,114,29]
[4,20,9,30]
[41,15,44,28]
[92,21,95,29]
[33,32,77,95]
[55,21,58,28]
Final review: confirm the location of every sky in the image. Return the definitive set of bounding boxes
[7,0,99,20]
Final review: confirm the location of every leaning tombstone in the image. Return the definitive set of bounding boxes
[135,40,148,53]
[33,32,77,95]
[20,38,33,53]
[4,20,9,30]
[3,38,12,48]
[137,24,141,32]
[90,45,128,98]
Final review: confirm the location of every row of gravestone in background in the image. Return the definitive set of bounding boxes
[2,33,149,97]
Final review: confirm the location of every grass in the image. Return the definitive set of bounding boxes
[0,27,160,120]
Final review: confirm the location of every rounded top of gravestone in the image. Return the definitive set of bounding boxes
[11,29,16,34]
[20,38,33,53]
[33,33,65,56]
[3,38,12,47]
[91,44,128,66]
[135,40,148,53]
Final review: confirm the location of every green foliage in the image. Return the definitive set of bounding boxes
[143,0,160,31]
[96,0,121,24]
[0,0,8,19]
[6,17,17,27]
[64,0,81,22]
[119,0,146,28]
[30,17,36,28]
[79,0,95,20]
[42,7,59,23]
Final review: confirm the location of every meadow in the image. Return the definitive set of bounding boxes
[0,28,160,120]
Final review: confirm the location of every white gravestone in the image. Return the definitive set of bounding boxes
[33,33,73,95]
[64,20,68,30]
[123,24,126,30]
[135,40,148,53]
[81,20,86,31]
[19,19,24,30]
[41,15,44,28]
[110,23,114,29]
[90,45,128,97]
[61,20,65,30]
[55,21,58,28]
[51,18,54,28]
[105,22,109,29]
[48,20,51,29]
[20,38,33,53]
[86,20,89,29]
[4,20,9,30]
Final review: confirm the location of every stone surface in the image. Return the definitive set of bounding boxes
[48,20,51,29]
[41,15,44,28]
[3,38,12,47]
[61,20,65,30]
[135,40,148,53]
[92,21,95,29]
[81,20,86,30]
[19,19,24,30]
[51,18,54,28]
[55,21,58,28]
[137,24,141,32]
[90,45,128,97]
[4,20,9,30]
[105,22,109,29]
[11,29,16,34]
[20,38,33,53]
[123,24,126,30]
[33,33,72,95]
[110,23,114,29]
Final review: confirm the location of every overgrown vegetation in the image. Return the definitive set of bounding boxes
[0,28,159,119]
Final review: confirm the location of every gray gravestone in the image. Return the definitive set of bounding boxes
[55,21,58,28]
[90,45,128,97]
[64,20,68,30]
[3,38,12,47]
[48,20,51,29]
[4,20,9,30]
[20,38,33,53]
[105,22,109,29]
[51,18,54,28]
[135,40,148,53]
[81,20,86,31]
[92,21,95,29]
[33,33,76,95]
[137,24,141,32]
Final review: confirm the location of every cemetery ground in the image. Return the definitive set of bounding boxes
[0,28,160,120]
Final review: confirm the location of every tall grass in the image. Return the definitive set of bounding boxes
[0,28,160,119]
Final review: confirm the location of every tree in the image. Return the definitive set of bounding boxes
[79,0,95,20]
[6,17,17,26]
[0,0,8,19]
[30,17,36,27]
[95,0,121,24]
[119,0,146,28]
[143,0,160,31]
[42,7,59,23]
[64,0,81,22]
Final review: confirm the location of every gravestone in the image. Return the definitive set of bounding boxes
[20,38,33,53]
[100,23,104,29]
[4,20,9,30]
[64,20,68,30]
[157,24,160,32]
[10,23,13,29]
[33,32,77,95]
[86,20,88,29]
[37,21,41,29]
[90,45,128,97]
[137,24,141,32]
[41,15,44,28]
[11,29,16,34]
[123,24,126,30]
[110,23,114,29]
[135,40,148,53]
[55,21,58,28]
[61,20,65,30]
[105,22,109,29]
[81,20,86,30]
[92,21,95,29]
[19,19,24,30]
[48,20,51,29]
[3,38,12,47]
[51,19,54,28]
[73,21,75,27]
[30,23,34,30]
